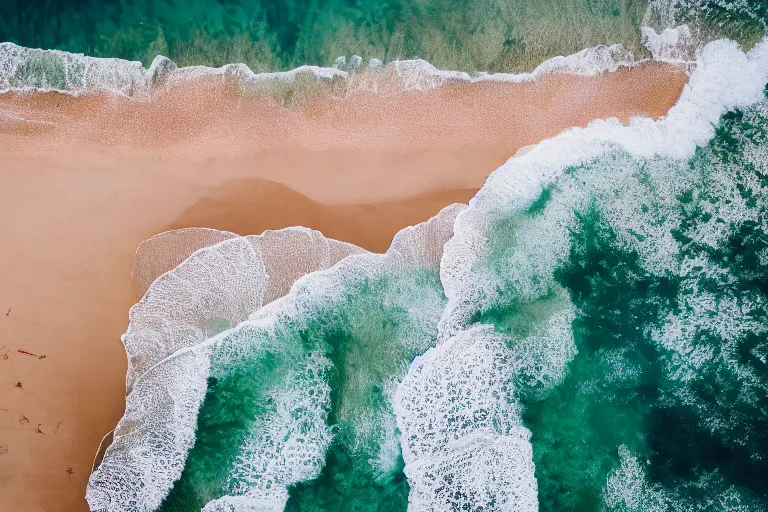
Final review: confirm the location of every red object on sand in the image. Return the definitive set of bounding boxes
[18,349,40,358]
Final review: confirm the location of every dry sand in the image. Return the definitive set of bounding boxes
[0,62,686,511]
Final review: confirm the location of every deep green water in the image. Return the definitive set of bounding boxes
[470,88,768,510]
[0,0,765,72]
[17,0,761,509]
[83,72,768,511]
[154,268,445,512]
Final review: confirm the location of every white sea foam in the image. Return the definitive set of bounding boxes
[163,61,347,89]
[87,348,212,512]
[0,42,149,96]
[342,42,649,96]
[395,325,538,511]
[436,37,768,343]
[603,446,670,511]
[0,42,348,97]
[398,86,767,510]
[132,228,239,299]
[205,208,462,509]
[122,227,363,394]
[1,33,667,99]
[603,445,764,511]
[391,44,637,91]
[395,310,575,511]
[641,25,698,63]
[389,35,768,512]
[72,24,768,512]
[87,204,464,512]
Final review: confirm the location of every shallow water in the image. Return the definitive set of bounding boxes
[0,0,654,73]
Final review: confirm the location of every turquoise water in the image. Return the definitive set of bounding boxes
[80,36,768,510]
[0,0,648,72]
[0,0,764,72]
[158,269,444,511]
[86,207,463,511]
[3,1,765,511]
[475,102,768,510]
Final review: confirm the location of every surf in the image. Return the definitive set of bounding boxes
[2,1,766,511]
[79,29,768,511]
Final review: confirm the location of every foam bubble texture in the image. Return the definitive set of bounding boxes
[395,305,576,511]
[390,34,768,512]
[123,227,364,393]
[87,348,211,512]
[641,25,697,63]
[77,27,768,512]
[87,204,463,512]
[2,34,661,98]
[340,44,640,96]
[0,42,149,95]
[172,205,463,510]
[395,326,537,511]
[132,228,239,299]
[437,37,768,343]
[0,42,347,97]
[191,324,333,512]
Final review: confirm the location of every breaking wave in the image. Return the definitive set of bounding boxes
[21,0,760,506]
[0,28,685,99]
[79,31,768,511]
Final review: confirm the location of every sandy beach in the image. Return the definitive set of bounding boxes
[0,62,686,511]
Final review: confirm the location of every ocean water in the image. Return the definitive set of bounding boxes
[3,2,768,511]
[0,0,651,72]
[460,85,768,511]
[77,35,768,510]
[0,0,765,73]
[87,205,464,512]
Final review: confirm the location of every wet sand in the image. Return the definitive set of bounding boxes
[0,62,686,511]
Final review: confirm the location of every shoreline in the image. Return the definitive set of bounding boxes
[0,61,686,511]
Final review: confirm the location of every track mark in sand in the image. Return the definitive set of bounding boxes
[0,445,8,455]
[19,413,29,425]
[54,420,64,434]
[18,349,46,359]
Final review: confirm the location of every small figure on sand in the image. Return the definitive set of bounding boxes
[15,381,23,389]
[19,413,29,425]
[5,307,10,316]
[36,423,45,435]
[66,467,74,481]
